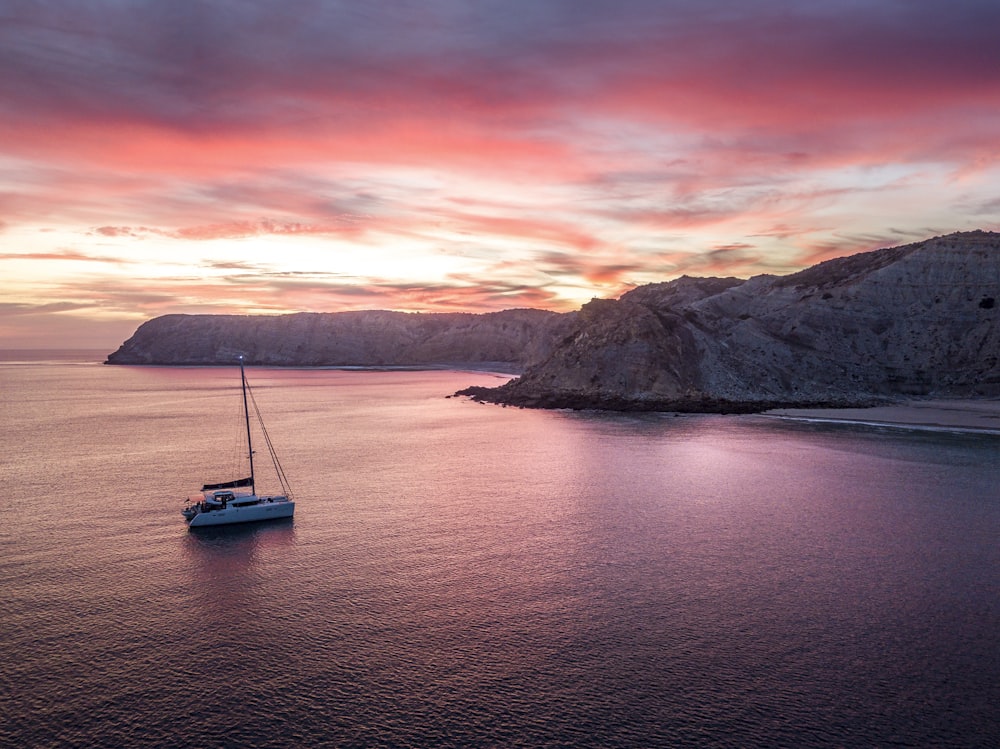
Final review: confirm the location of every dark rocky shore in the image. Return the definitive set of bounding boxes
[453,384,882,414]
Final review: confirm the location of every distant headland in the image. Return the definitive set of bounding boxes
[108,231,1000,413]
[105,308,573,370]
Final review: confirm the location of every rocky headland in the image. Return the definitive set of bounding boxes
[105,308,573,369]
[459,231,1000,411]
[108,230,1000,413]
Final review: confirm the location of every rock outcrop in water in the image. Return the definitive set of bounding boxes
[106,308,572,369]
[460,231,1000,411]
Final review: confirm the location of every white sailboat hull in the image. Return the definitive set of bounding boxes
[186,496,294,527]
[183,359,297,529]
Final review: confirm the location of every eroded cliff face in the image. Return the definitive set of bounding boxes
[108,231,1000,411]
[473,231,1000,410]
[106,308,572,368]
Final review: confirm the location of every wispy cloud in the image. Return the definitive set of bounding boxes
[0,247,127,264]
[1,0,999,346]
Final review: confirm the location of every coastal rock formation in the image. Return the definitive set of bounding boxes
[463,231,1000,411]
[108,230,1000,412]
[106,308,572,368]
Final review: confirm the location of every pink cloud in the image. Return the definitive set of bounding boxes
[437,210,603,252]
[170,218,360,241]
[2,1,1000,348]
[0,248,126,264]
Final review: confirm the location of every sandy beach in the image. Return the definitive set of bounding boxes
[766,399,1000,433]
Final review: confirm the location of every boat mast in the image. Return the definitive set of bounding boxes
[239,356,256,494]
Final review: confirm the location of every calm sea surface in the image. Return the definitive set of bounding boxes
[2,352,998,748]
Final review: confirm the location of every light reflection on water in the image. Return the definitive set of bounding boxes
[1,361,998,748]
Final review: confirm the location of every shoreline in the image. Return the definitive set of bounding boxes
[765,399,1000,434]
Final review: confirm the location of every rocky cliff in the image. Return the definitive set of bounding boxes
[105,308,572,368]
[462,231,1000,411]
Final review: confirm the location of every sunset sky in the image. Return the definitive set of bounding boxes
[2,1,999,349]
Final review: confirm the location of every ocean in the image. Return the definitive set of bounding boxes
[2,352,998,748]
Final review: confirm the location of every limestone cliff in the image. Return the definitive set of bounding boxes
[106,308,572,368]
[465,231,1000,410]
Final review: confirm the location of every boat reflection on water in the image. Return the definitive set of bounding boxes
[183,516,296,547]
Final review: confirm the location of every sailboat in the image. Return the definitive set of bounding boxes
[182,357,295,527]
